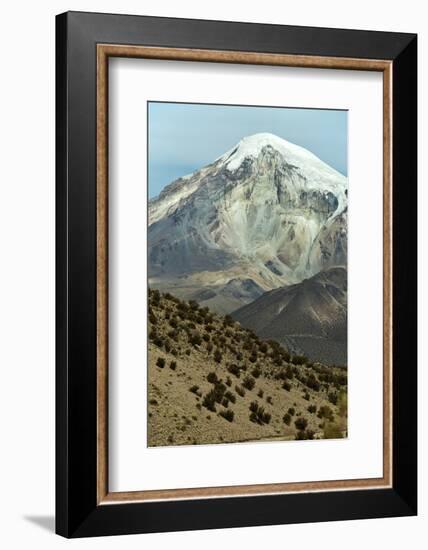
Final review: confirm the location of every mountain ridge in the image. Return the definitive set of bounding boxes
[232,266,347,366]
[148,133,348,314]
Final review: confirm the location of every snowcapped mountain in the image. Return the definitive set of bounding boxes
[148,133,347,313]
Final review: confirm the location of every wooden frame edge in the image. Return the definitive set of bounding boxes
[96,44,393,504]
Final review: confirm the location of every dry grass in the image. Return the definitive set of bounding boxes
[147,289,347,447]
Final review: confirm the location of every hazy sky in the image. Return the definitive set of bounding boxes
[148,102,347,199]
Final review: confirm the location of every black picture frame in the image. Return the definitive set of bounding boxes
[56,11,417,538]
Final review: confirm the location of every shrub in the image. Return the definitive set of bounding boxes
[167,329,178,341]
[303,391,310,401]
[226,376,232,387]
[206,342,213,353]
[224,390,236,404]
[185,349,191,356]
[249,412,258,423]
[251,366,261,378]
[156,357,165,368]
[249,401,271,424]
[212,381,226,404]
[328,392,338,405]
[153,336,164,348]
[149,312,157,325]
[207,372,218,384]
[235,385,246,398]
[295,429,315,440]
[236,352,243,361]
[242,375,256,391]
[189,385,200,395]
[249,353,258,364]
[318,405,335,422]
[281,349,291,362]
[285,365,294,379]
[219,409,234,422]
[273,356,283,366]
[266,396,273,404]
[263,412,272,424]
[202,391,217,412]
[307,404,317,414]
[292,354,308,365]
[306,373,321,392]
[189,300,199,311]
[214,349,222,363]
[249,401,259,413]
[169,317,178,329]
[259,342,268,354]
[169,360,177,370]
[189,332,202,347]
[202,333,210,342]
[295,417,308,431]
[227,364,241,377]
[257,389,264,398]
[223,314,234,326]
[151,289,160,305]
[283,413,291,425]
[287,407,295,416]
[282,381,291,392]
[222,397,229,408]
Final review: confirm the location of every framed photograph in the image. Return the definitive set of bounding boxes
[56,11,417,537]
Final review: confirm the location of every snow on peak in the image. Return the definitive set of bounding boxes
[219,132,341,178]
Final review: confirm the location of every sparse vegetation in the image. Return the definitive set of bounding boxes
[249,401,271,425]
[207,372,218,384]
[233,384,244,398]
[214,349,223,363]
[227,364,240,377]
[156,357,165,369]
[242,375,256,391]
[219,409,234,422]
[295,429,315,440]
[147,289,347,446]
[251,366,261,378]
[328,392,338,405]
[317,405,335,422]
[295,417,308,431]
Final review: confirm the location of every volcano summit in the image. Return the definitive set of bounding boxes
[148,133,347,322]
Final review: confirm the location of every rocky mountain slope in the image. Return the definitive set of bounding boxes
[148,133,347,314]
[148,289,347,447]
[232,267,347,366]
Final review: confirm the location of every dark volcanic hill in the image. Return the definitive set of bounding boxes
[232,267,347,366]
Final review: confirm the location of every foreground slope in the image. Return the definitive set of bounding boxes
[148,290,347,447]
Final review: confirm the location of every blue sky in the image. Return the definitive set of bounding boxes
[148,102,347,199]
